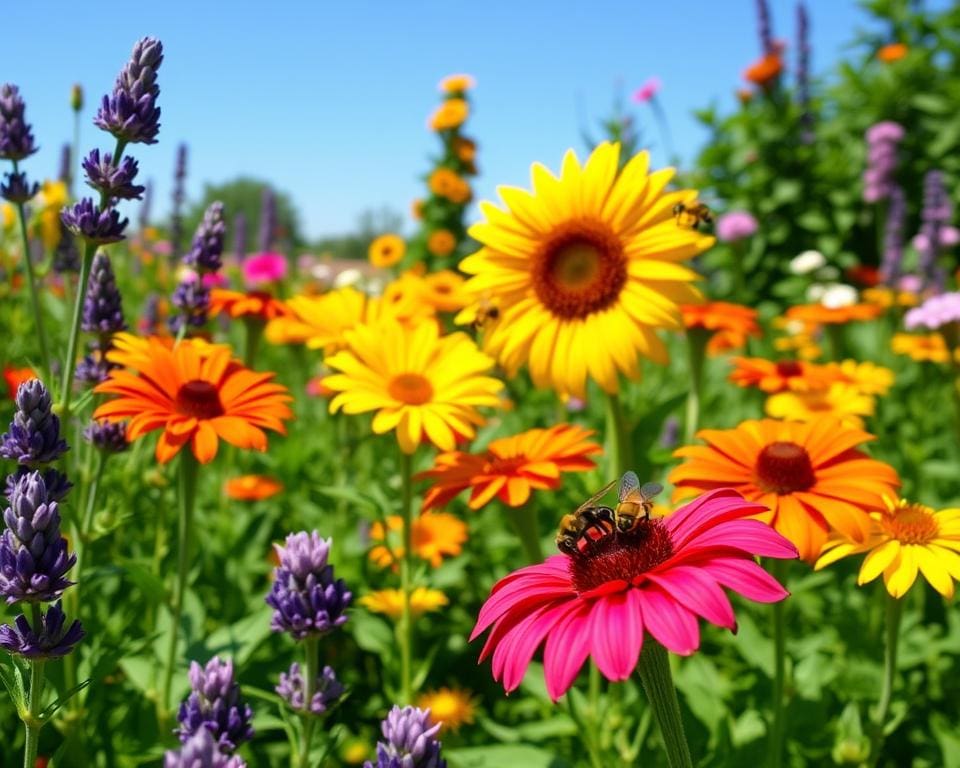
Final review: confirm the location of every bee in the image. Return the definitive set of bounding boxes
[468,298,500,332]
[673,201,713,230]
[612,471,663,534]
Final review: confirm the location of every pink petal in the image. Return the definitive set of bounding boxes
[489,598,579,692]
[678,519,799,560]
[472,575,571,640]
[590,590,645,681]
[697,556,789,603]
[638,587,701,655]
[668,497,770,547]
[647,566,737,631]
[543,601,594,701]
[665,489,748,537]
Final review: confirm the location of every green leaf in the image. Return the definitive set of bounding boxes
[348,610,394,655]
[445,744,561,768]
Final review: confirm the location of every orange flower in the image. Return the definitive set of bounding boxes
[786,302,882,326]
[421,270,470,313]
[411,199,425,221]
[681,302,760,355]
[439,74,475,93]
[416,424,602,511]
[728,356,837,393]
[744,53,783,86]
[427,229,457,257]
[429,98,469,131]
[428,168,471,204]
[861,287,919,309]
[224,474,284,501]
[94,336,293,464]
[369,234,406,268]
[369,512,467,568]
[877,43,908,63]
[670,418,900,562]
[892,332,952,363]
[3,365,36,399]
[453,136,477,164]
[209,289,291,322]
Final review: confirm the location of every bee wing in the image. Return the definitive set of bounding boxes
[639,482,663,502]
[619,471,645,504]
[574,478,617,515]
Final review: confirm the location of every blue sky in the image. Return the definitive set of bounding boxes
[4,1,894,239]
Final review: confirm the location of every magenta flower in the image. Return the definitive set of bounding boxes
[242,251,288,287]
[632,77,662,104]
[715,211,758,242]
[471,489,797,701]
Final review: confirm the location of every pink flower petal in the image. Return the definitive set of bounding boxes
[647,566,737,631]
[697,556,789,603]
[590,590,645,681]
[543,601,594,701]
[638,587,701,655]
[664,489,747,537]
[668,496,770,546]
[472,574,571,640]
[489,598,579,692]
[678,519,799,559]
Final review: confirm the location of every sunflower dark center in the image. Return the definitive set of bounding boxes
[531,221,627,319]
[755,441,815,494]
[775,360,803,377]
[175,379,224,420]
[388,373,434,405]
[568,520,674,594]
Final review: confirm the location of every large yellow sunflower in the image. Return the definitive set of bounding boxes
[459,142,712,397]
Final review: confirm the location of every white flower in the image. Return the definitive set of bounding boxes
[806,284,826,303]
[789,250,826,275]
[333,268,363,288]
[820,283,858,309]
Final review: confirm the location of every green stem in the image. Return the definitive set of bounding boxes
[826,324,845,362]
[684,329,707,447]
[637,640,693,768]
[11,161,52,380]
[604,392,632,476]
[243,318,264,369]
[870,594,903,766]
[730,241,747,301]
[160,451,199,721]
[509,504,542,563]
[768,559,788,768]
[298,635,320,768]
[398,449,414,704]
[23,604,46,768]
[58,239,94,418]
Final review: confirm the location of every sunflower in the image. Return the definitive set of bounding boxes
[681,301,760,356]
[369,234,406,268]
[728,357,836,393]
[744,53,783,86]
[892,332,951,363]
[417,424,602,511]
[670,418,899,561]
[324,321,502,453]
[459,142,711,397]
[429,99,469,132]
[439,74,475,94]
[417,688,477,731]
[209,289,290,322]
[379,272,441,326]
[359,587,449,619]
[877,43,908,63]
[427,229,457,257]
[765,383,875,429]
[224,474,284,501]
[369,511,468,568]
[428,169,471,204]
[817,497,960,598]
[93,336,293,464]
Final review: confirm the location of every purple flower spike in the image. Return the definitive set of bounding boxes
[0,601,83,658]
[94,37,164,145]
[880,186,906,284]
[164,727,248,768]
[82,149,145,200]
[82,252,127,335]
[863,122,904,203]
[0,84,38,161]
[0,471,76,604]
[0,379,68,466]
[266,532,351,640]
[364,706,446,768]
[276,662,345,715]
[184,202,226,273]
[4,468,71,504]
[83,420,128,454]
[177,656,254,752]
[61,198,128,244]
[53,226,81,274]
[0,171,39,203]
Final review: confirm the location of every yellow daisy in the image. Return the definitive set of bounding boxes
[324,321,502,453]
[816,497,960,598]
[459,141,712,397]
[765,383,874,429]
[421,270,470,313]
[826,360,894,396]
[369,233,406,268]
[892,332,952,363]
[359,587,449,619]
[417,687,477,731]
[369,512,468,568]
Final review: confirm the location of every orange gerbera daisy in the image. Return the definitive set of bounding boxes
[728,356,837,393]
[369,511,468,568]
[744,53,783,86]
[786,302,882,326]
[416,424,602,511]
[224,474,284,501]
[429,168,471,204]
[670,418,899,561]
[3,365,36,400]
[209,289,291,322]
[877,43,908,63]
[93,336,293,464]
[681,302,760,356]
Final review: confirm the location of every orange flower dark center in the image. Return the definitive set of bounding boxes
[755,441,815,494]
[775,360,803,377]
[880,504,939,544]
[532,221,627,319]
[388,373,434,405]
[175,379,224,420]
[569,520,674,594]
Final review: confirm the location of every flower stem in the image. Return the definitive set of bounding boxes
[604,392,632,476]
[637,640,693,768]
[870,594,903,766]
[23,604,46,768]
[768,559,788,768]
[510,504,542,564]
[298,635,320,768]
[11,162,52,380]
[58,239,94,418]
[243,317,263,369]
[160,451,199,722]
[398,449,414,704]
[826,324,845,362]
[684,329,707,447]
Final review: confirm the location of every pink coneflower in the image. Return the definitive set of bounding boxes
[716,211,758,242]
[242,251,288,287]
[632,76,661,103]
[471,489,797,701]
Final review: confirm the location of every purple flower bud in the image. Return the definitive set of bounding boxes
[177,656,254,752]
[880,186,906,285]
[0,471,76,603]
[171,143,188,259]
[82,149,145,200]
[81,252,127,335]
[83,420,128,454]
[4,468,71,504]
[169,276,211,333]
[164,727,247,768]
[258,187,276,253]
[75,340,119,385]
[0,84,38,161]
[53,225,81,273]
[0,600,83,658]
[266,532,351,640]
[0,379,68,466]
[364,706,446,768]
[917,170,953,289]
[862,122,904,204]
[139,179,153,231]
[94,37,164,145]
[61,198,128,244]
[276,662,344,715]
[184,202,226,273]
[0,171,39,203]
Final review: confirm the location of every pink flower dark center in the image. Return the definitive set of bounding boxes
[569,520,674,594]
[175,380,224,420]
[775,360,803,377]
[755,441,815,494]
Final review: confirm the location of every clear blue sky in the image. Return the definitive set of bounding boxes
[4,1,893,240]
